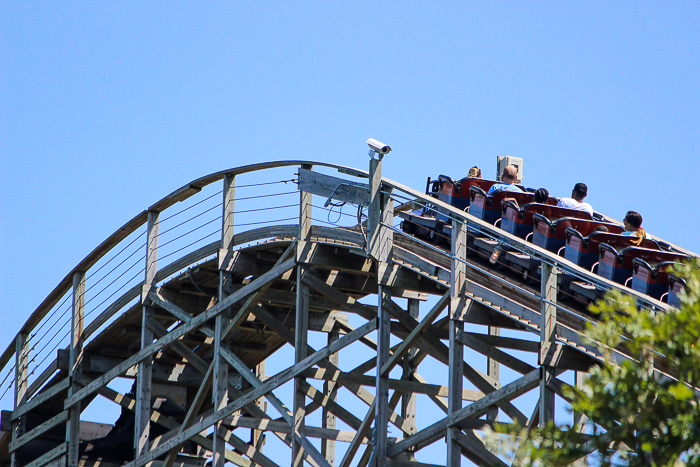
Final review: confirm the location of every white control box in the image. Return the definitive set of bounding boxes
[497,155,523,184]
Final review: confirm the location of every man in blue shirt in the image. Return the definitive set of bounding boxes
[487,165,524,195]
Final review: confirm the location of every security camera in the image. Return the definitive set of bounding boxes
[366,138,391,155]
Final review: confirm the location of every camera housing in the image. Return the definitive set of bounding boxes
[366,138,391,155]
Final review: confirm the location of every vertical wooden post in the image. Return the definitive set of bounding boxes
[369,155,393,467]
[367,157,383,260]
[293,165,312,467]
[322,325,340,466]
[401,298,419,457]
[486,324,500,422]
[375,287,391,467]
[539,263,557,425]
[447,220,468,467]
[213,174,235,466]
[135,210,159,458]
[253,361,267,454]
[11,333,28,467]
[66,271,85,466]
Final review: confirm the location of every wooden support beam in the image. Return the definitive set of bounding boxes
[401,299,419,444]
[66,270,85,465]
[129,318,378,467]
[375,287,392,467]
[453,430,508,467]
[65,256,296,409]
[539,263,558,425]
[383,298,527,424]
[387,370,540,457]
[322,325,340,466]
[9,410,69,452]
[379,291,450,378]
[448,219,467,467]
[12,332,28,466]
[213,173,236,467]
[135,209,159,459]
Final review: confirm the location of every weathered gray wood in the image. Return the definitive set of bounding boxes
[382,299,526,424]
[487,323,501,422]
[387,370,540,457]
[129,318,378,466]
[135,209,159,459]
[23,441,67,467]
[322,326,340,466]
[219,430,281,467]
[65,257,297,409]
[297,167,369,207]
[11,377,70,421]
[402,299,419,443]
[214,174,235,467]
[375,287,391,467]
[12,332,28,467]
[447,320,464,467]
[224,416,368,443]
[87,375,249,467]
[379,290,450,378]
[220,348,292,424]
[453,430,508,467]
[293,263,310,467]
[300,369,483,401]
[66,270,85,465]
[155,240,219,283]
[367,157,383,260]
[463,333,539,352]
[9,410,68,452]
[25,359,59,402]
[338,400,375,467]
[455,333,536,375]
[162,363,214,467]
[539,263,557,425]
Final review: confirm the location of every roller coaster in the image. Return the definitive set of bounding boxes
[0,155,695,466]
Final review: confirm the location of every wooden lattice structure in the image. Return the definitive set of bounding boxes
[0,159,685,467]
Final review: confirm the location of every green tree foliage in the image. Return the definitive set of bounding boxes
[487,259,700,466]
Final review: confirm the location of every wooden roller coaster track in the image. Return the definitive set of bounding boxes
[0,160,691,467]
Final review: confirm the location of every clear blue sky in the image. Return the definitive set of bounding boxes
[1,0,698,461]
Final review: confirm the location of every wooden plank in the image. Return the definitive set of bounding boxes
[298,167,369,207]
[220,348,292,424]
[375,287,391,464]
[300,369,484,401]
[339,401,375,467]
[453,430,508,467]
[129,318,378,466]
[225,416,367,443]
[67,271,85,465]
[387,370,540,457]
[455,333,536,375]
[12,377,70,420]
[10,410,69,452]
[65,257,297,409]
[539,263,557,425]
[447,319,464,467]
[382,299,527,423]
[463,333,539,352]
[215,176,236,467]
[24,441,67,467]
[379,290,450,377]
[220,430,281,467]
[87,376,249,467]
